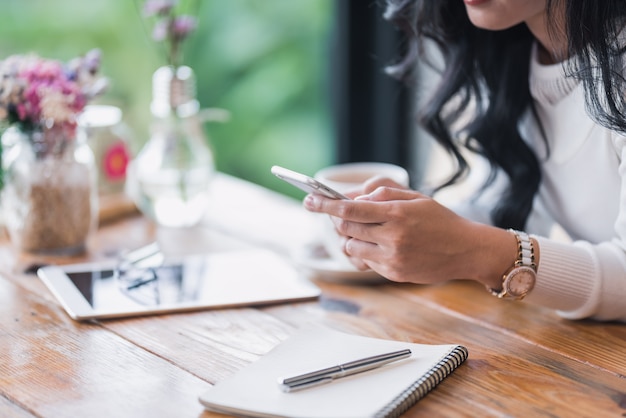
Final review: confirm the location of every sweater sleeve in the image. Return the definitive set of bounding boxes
[526,238,626,321]
[524,135,626,321]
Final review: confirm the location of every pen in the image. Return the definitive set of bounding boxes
[278,348,412,392]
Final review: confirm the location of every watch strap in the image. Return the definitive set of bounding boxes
[513,230,536,270]
[489,229,536,298]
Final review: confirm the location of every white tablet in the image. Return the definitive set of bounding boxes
[37,248,321,321]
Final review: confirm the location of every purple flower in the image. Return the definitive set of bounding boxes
[152,19,169,42]
[143,0,198,67]
[143,0,177,17]
[171,15,197,41]
[84,49,102,74]
[0,52,106,129]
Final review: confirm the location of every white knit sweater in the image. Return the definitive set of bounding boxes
[448,44,626,321]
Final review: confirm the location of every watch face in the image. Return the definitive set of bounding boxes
[505,266,536,298]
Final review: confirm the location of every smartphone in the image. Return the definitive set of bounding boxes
[271,165,350,200]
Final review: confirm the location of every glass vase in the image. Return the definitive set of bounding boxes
[1,124,98,255]
[126,65,215,228]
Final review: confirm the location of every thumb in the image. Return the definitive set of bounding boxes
[356,186,425,202]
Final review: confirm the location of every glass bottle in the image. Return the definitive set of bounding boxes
[78,105,133,195]
[1,124,98,255]
[127,66,215,227]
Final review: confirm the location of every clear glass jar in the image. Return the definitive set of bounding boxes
[78,105,133,195]
[126,66,215,227]
[1,124,98,255]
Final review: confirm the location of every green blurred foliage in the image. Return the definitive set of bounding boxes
[0,0,334,199]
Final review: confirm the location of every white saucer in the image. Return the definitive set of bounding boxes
[292,243,386,284]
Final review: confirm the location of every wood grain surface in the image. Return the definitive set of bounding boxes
[1,173,624,418]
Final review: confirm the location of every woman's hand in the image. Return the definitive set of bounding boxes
[326,176,408,270]
[303,181,515,288]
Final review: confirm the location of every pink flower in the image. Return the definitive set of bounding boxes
[103,141,130,180]
[0,51,107,130]
[16,103,28,121]
[152,19,169,42]
[143,0,198,67]
[171,15,197,41]
[143,0,177,17]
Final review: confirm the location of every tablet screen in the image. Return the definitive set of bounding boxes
[65,262,201,310]
[38,249,321,320]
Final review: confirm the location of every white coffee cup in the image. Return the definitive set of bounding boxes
[313,162,410,270]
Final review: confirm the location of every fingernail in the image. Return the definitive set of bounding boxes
[303,194,317,209]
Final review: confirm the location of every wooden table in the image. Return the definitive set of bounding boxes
[1,173,625,417]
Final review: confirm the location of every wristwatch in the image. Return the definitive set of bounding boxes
[489,229,537,300]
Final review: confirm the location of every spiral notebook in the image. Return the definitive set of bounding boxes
[199,326,468,418]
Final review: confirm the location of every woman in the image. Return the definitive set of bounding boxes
[304,0,626,321]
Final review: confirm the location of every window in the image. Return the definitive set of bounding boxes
[0,0,334,199]
[0,0,427,198]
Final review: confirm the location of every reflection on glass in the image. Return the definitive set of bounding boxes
[66,259,205,309]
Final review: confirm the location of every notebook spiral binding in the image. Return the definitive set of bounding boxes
[375,345,469,418]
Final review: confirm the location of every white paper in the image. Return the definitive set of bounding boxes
[199,326,465,418]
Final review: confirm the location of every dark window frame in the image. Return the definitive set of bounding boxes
[330,0,416,180]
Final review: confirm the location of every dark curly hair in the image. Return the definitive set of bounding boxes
[384,0,626,229]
